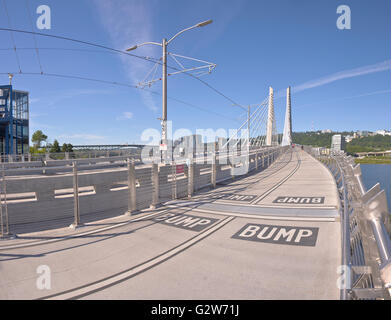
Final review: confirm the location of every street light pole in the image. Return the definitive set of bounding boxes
[162,38,168,162]
[126,20,213,163]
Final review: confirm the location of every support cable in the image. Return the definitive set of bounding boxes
[251,105,269,147]
[0,71,238,122]
[1,1,22,73]
[0,28,244,108]
[24,0,43,74]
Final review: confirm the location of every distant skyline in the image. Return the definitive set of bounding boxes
[1,0,391,144]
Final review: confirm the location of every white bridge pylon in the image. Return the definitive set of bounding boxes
[266,87,278,146]
[281,86,293,146]
[221,85,292,151]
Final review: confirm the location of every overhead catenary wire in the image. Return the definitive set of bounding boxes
[0,71,239,122]
[0,28,244,108]
[24,0,43,74]
[0,29,277,126]
[1,1,22,73]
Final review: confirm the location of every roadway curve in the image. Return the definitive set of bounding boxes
[0,148,341,299]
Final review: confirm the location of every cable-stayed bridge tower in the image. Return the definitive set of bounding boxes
[281,86,292,146]
[266,87,275,146]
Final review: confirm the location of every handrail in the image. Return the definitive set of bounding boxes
[311,147,391,299]
[0,145,288,238]
[338,160,351,300]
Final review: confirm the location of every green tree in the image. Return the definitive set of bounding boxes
[29,146,47,154]
[31,130,48,148]
[50,139,61,153]
[61,143,73,153]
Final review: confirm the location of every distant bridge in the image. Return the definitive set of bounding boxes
[72,144,147,151]
[356,150,391,157]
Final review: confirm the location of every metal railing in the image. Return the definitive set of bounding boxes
[0,146,288,237]
[309,147,391,299]
[0,149,143,163]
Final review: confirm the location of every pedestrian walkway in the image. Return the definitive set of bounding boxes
[0,148,341,299]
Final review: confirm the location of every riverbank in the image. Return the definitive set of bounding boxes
[355,156,391,164]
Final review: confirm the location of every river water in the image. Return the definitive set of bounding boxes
[360,164,391,209]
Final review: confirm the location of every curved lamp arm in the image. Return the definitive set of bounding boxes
[167,20,213,45]
[126,41,162,51]
[126,20,212,51]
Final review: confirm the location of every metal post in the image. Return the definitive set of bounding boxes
[151,162,159,209]
[127,158,137,215]
[161,38,168,163]
[0,164,9,237]
[2,164,9,236]
[255,151,258,170]
[171,160,177,200]
[71,161,80,228]
[211,152,217,188]
[267,151,270,167]
[188,157,194,198]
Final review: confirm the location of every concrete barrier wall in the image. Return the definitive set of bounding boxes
[4,147,288,234]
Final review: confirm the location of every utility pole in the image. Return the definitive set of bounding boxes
[161,38,168,162]
[126,20,213,163]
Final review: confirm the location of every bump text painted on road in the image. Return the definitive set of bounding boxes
[209,193,257,202]
[153,213,219,232]
[273,196,325,204]
[232,223,319,246]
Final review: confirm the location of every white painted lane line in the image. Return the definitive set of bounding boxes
[0,209,172,251]
[43,216,234,300]
[168,205,336,222]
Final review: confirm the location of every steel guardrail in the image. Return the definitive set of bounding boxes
[309,147,391,299]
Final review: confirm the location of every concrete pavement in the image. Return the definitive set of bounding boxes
[0,148,342,299]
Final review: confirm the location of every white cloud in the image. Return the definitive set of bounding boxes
[123,111,133,119]
[295,88,391,110]
[93,0,159,113]
[292,59,391,93]
[116,111,134,120]
[35,88,112,107]
[29,98,40,104]
[29,120,56,130]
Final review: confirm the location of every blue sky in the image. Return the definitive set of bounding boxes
[0,0,391,145]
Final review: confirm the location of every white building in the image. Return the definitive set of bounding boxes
[375,130,391,136]
[345,135,354,143]
[331,134,346,152]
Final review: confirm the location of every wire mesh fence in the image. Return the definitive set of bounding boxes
[0,146,287,237]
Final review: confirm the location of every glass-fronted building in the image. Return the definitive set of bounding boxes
[331,134,346,152]
[0,85,29,155]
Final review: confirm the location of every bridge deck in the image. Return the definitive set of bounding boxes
[0,148,342,299]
